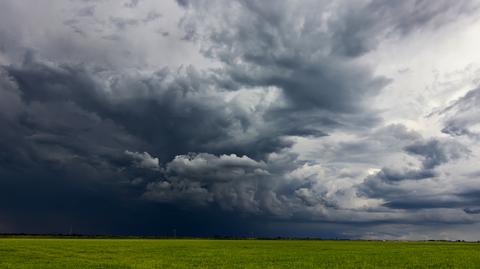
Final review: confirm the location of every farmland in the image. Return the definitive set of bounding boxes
[0,238,479,268]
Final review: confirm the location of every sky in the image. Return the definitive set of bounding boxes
[1,0,480,240]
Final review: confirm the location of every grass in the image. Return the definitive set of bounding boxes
[1,238,480,268]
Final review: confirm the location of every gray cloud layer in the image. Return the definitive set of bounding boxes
[0,0,479,239]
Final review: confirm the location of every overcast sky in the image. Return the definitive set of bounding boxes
[1,0,480,240]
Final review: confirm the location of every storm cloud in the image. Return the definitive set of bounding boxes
[1,0,480,239]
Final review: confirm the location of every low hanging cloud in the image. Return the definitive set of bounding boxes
[144,152,289,214]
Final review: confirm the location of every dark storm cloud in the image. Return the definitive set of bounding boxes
[0,55,298,234]
[1,0,479,237]
[2,56,301,161]
[0,64,144,232]
[1,51,345,223]
[0,54,329,226]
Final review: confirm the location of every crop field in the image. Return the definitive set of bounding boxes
[0,238,480,268]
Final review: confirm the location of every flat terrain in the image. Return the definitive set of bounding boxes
[1,238,480,268]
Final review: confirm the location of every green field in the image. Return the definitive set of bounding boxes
[1,238,480,268]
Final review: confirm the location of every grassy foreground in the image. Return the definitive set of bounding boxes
[1,238,480,268]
